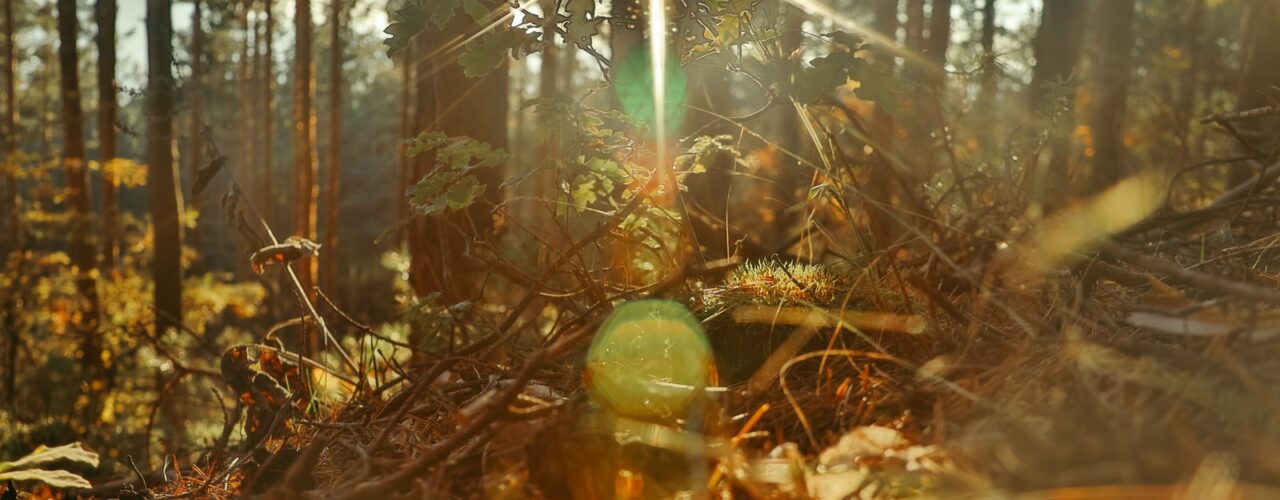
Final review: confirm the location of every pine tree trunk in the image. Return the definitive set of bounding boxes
[146,0,184,335]
[926,0,951,68]
[1088,0,1135,193]
[905,0,924,52]
[59,0,106,423]
[293,0,318,297]
[411,0,509,300]
[322,0,343,294]
[1028,0,1085,205]
[407,35,435,296]
[1233,0,1280,185]
[97,0,118,270]
[3,0,18,405]
[189,0,205,255]
[979,0,996,107]
[262,0,276,229]
[397,41,413,246]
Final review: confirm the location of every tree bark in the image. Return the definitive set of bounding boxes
[1028,0,1085,205]
[1029,0,1085,112]
[322,0,343,294]
[262,0,276,229]
[1088,0,1136,193]
[925,0,951,67]
[979,0,996,107]
[189,0,204,255]
[2,0,17,249]
[905,0,924,52]
[397,40,413,246]
[96,0,118,270]
[411,0,509,300]
[293,0,318,297]
[2,0,18,407]
[1234,0,1280,185]
[146,0,184,335]
[59,0,106,423]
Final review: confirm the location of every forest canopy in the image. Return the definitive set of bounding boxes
[3,0,1280,497]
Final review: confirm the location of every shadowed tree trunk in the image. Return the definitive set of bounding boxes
[322,0,343,294]
[146,0,183,337]
[407,35,435,297]
[59,0,106,423]
[262,0,276,228]
[905,0,924,52]
[97,0,118,270]
[294,0,318,299]
[926,0,951,70]
[409,0,509,300]
[3,0,19,406]
[1028,0,1084,204]
[1175,0,1204,159]
[189,0,204,255]
[1088,0,1135,193]
[979,0,996,107]
[1029,0,1084,112]
[397,40,413,246]
[1233,0,1280,185]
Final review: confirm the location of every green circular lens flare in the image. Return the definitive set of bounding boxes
[585,300,712,420]
[613,47,687,137]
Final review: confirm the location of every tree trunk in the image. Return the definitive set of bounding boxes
[905,0,924,52]
[189,0,204,255]
[3,0,18,406]
[2,0,16,249]
[322,0,343,294]
[1175,0,1204,159]
[59,0,106,423]
[146,0,184,335]
[1233,0,1280,185]
[97,0,118,270]
[978,0,996,107]
[262,0,275,229]
[397,40,413,246]
[407,35,435,296]
[1088,0,1135,193]
[1028,0,1085,205]
[411,0,509,300]
[925,0,951,67]
[293,0,318,297]
[1029,0,1085,112]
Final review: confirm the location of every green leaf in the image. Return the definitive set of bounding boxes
[0,469,93,489]
[0,443,100,473]
[405,131,448,158]
[428,0,461,29]
[445,175,486,210]
[462,0,489,23]
[458,29,528,78]
[571,177,598,212]
[383,4,429,57]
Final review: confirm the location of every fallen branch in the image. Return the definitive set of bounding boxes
[1098,241,1280,306]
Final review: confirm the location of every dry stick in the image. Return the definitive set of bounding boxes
[1200,105,1280,124]
[1098,241,1280,307]
[1124,160,1280,235]
[332,322,598,500]
[365,196,647,452]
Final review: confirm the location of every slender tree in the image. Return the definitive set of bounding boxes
[2,0,18,406]
[410,0,509,299]
[1029,0,1085,111]
[96,0,118,270]
[978,0,997,108]
[189,0,204,253]
[396,39,413,246]
[1029,0,1085,203]
[322,0,343,293]
[1234,0,1280,184]
[1088,0,1136,193]
[905,0,925,52]
[262,0,275,228]
[4,0,18,247]
[294,0,318,294]
[146,0,184,335]
[925,0,951,66]
[59,0,105,423]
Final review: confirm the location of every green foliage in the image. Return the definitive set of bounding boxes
[404,131,509,217]
[0,442,99,490]
[459,28,538,78]
[678,135,740,175]
[382,3,429,56]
